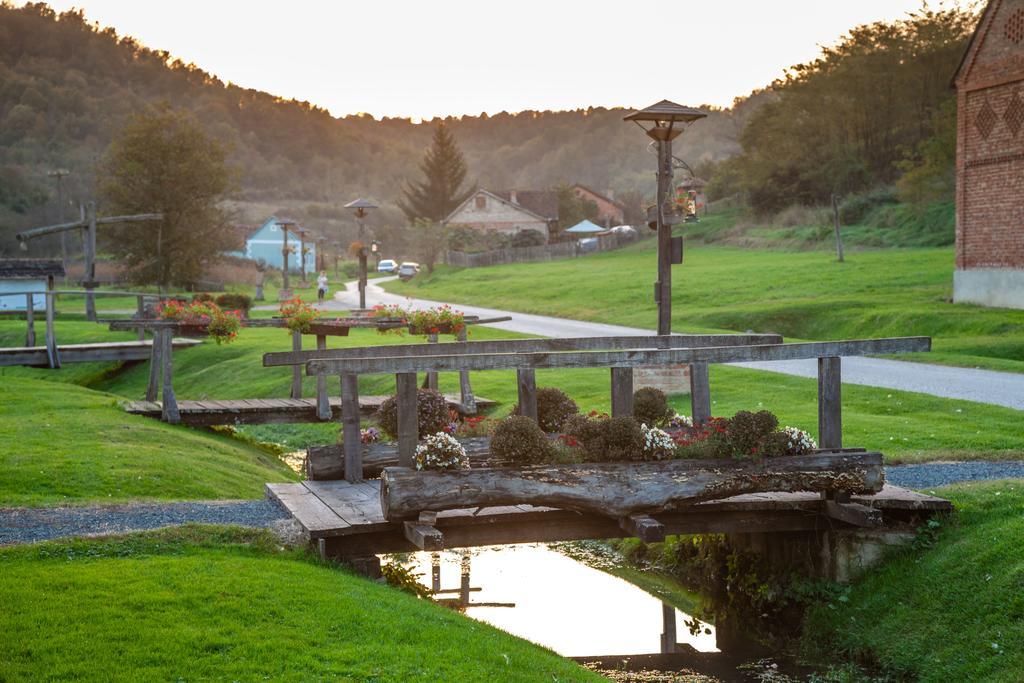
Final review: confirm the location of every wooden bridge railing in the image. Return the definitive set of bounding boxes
[300,335,931,482]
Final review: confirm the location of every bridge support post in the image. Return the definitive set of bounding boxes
[456,326,476,414]
[146,327,162,401]
[689,361,710,425]
[425,332,439,392]
[660,602,677,654]
[341,373,362,481]
[44,276,60,369]
[160,328,180,424]
[316,334,330,420]
[817,356,842,450]
[396,372,418,467]
[516,369,537,422]
[610,367,634,418]
[24,293,35,347]
[290,331,303,399]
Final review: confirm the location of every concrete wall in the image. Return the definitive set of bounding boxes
[954,267,1024,308]
[634,364,692,396]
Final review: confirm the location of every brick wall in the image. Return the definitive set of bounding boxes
[634,364,692,396]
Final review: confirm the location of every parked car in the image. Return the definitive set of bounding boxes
[398,262,421,280]
[377,259,398,273]
[577,238,599,253]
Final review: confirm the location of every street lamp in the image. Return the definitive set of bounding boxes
[276,217,297,297]
[344,198,378,309]
[624,100,706,335]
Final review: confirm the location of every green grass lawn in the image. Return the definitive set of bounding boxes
[0,376,297,507]
[0,526,598,682]
[384,244,1024,374]
[803,479,1024,681]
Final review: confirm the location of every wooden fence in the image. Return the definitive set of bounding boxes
[443,233,639,268]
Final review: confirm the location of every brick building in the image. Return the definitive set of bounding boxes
[571,184,626,227]
[953,0,1024,308]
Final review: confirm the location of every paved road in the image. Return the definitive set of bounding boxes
[317,277,1024,411]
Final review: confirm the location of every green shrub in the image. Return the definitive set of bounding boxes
[192,292,215,303]
[490,416,554,465]
[341,261,360,279]
[530,387,579,432]
[727,410,779,455]
[839,187,897,224]
[374,389,451,440]
[633,387,673,427]
[563,414,644,462]
[215,292,253,314]
[510,229,546,248]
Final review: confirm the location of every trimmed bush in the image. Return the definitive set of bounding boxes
[563,414,644,462]
[490,416,555,465]
[633,387,673,427]
[374,389,450,440]
[215,292,253,315]
[531,387,579,433]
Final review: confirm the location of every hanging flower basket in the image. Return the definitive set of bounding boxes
[156,299,241,344]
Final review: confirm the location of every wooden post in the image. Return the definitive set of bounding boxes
[516,368,537,422]
[660,602,677,654]
[831,194,845,263]
[425,332,439,392]
[457,326,476,414]
[84,201,98,322]
[817,356,842,450]
[136,295,146,341]
[24,293,35,347]
[689,361,711,425]
[396,372,418,467]
[341,373,362,481]
[290,330,302,399]
[146,326,161,402]
[44,276,59,369]
[160,328,180,424]
[431,553,441,592]
[316,334,330,420]
[610,367,634,418]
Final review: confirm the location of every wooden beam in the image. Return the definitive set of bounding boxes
[315,334,330,420]
[517,368,537,422]
[620,514,666,542]
[24,293,35,347]
[265,333,786,366]
[160,329,180,424]
[824,500,882,527]
[341,373,362,482]
[136,295,146,341]
[661,602,677,654]
[818,356,842,450]
[146,331,162,401]
[610,367,634,418]
[307,337,931,376]
[396,372,418,468]
[290,331,302,399]
[690,361,711,425]
[44,278,59,369]
[84,202,97,322]
[426,333,439,391]
[403,522,444,550]
[457,326,476,414]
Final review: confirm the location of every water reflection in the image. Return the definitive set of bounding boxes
[399,544,718,658]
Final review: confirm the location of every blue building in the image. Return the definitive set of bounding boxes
[236,217,318,273]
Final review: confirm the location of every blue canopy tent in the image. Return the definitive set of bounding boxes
[564,219,606,234]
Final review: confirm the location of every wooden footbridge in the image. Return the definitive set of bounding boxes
[262,332,953,576]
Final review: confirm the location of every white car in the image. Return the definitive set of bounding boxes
[377,259,398,273]
[398,262,421,280]
[610,225,638,236]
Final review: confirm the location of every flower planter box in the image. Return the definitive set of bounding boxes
[175,323,210,338]
[408,323,460,335]
[379,451,884,521]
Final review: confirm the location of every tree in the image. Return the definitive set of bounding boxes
[398,123,474,223]
[554,183,599,239]
[99,104,236,287]
[411,218,447,273]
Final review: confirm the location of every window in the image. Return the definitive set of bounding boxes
[475,195,486,209]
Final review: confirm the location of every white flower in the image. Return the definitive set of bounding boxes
[668,413,693,429]
[414,432,469,471]
[782,426,817,454]
[640,424,676,460]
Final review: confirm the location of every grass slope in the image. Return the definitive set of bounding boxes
[0,376,296,506]
[0,526,598,682]
[804,479,1024,681]
[385,244,1024,374]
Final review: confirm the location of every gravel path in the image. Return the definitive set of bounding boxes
[277,278,1024,411]
[4,462,1024,545]
[0,499,288,545]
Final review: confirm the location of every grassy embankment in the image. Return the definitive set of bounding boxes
[0,526,598,682]
[385,238,1024,374]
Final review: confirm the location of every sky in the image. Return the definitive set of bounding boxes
[26,0,971,120]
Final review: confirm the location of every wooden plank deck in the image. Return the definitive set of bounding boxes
[266,479,953,558]
[0,338,200,367]
[124,394,495,426]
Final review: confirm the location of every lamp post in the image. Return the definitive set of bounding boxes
[277,218,297,297]
[624,100,706,335]
[344,198,378,309]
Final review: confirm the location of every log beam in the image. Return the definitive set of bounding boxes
[620,514,666,542]
[824,500,883,527]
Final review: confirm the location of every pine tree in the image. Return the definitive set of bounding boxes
[398,123,474,222]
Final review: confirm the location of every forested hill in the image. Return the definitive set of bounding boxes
[0,2,759,235]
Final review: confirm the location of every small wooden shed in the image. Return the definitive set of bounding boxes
[0,259,65,312]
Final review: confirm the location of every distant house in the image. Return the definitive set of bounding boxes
[953,0,1024,309]
[572,184,626,227]
[0,259,64,311]
[234,217,318,272]
[444,189,558,241]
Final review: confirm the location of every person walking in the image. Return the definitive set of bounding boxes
[316,271,329,303]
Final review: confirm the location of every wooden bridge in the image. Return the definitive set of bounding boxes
[262,332,951,577]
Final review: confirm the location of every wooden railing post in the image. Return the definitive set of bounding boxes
[341,373,362,481]
[660,602,677,654]
[457,326,476,414]
[517,368,537,422]
[146,325,161,402]
[316,334,330,420]
[290,331,303,399]
[160,328,180,424]
[24,293,35,347]
[84,202,98,323]
[136,295,146,341]
[44,277,59,369]
[396,372,419,467]
[817,356,842,450]
[689,361,710,425]
[426,332,439,391]
[610,367,634,418]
